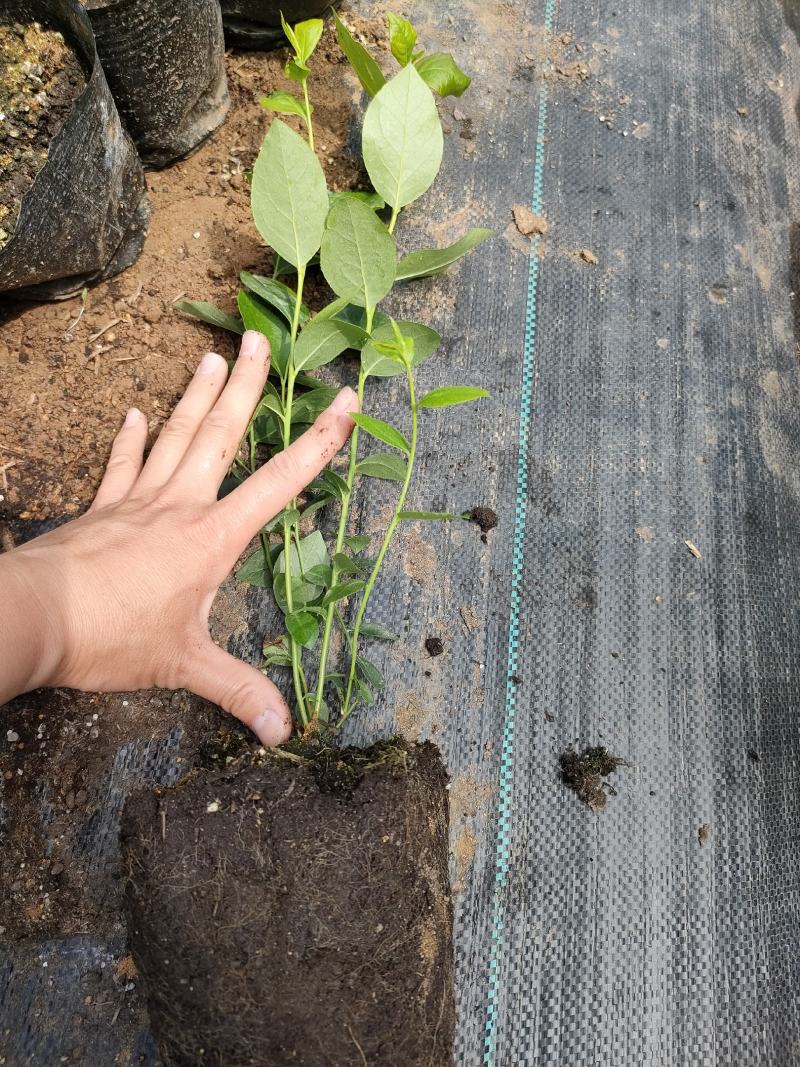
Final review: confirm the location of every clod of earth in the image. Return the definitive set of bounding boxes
[425,636,444,656]
[469,505,497,534]
[122,740,455,1067]
[578,247,598,264]
[559,745,624,812]
[698,822,713,847]
[513,204,548,236]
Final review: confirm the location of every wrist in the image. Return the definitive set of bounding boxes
[0,550,67,704]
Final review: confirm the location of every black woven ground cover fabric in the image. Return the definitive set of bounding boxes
[4,0,800,1063]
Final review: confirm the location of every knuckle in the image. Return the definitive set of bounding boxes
[200,409,232,438]
[268,447,305,487]
[161,411,195,440]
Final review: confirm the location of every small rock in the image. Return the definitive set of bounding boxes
[5,730,19,743]
[698,823,713,847]
[453,107,466,121]
[206,800,220,813]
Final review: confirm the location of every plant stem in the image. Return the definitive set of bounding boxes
[338,360,417,726]
[283,264,308,724]
[312,306,375,719]
[302,79,315,151]
[388,204,400,235]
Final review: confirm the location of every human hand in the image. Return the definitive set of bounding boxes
[0,330,357,746]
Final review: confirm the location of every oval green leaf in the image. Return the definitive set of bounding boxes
[286,610,320,648]
[361,319,441,377]
[240,272,310,325]
[387,12,417,65]
[351,412,410,453]
[356,452,408,481]
[251,119,328,268]
[237,290,290,377]
[332,9,386,98]
[320,195,397,308]
[293,317,367,372]
[175,300,243,335]
[414,52,471,97]
[395,228,492,282]
[260,91,307,119]
[417,385,489,408]
[322,580,366,607]
[362,63,443,209]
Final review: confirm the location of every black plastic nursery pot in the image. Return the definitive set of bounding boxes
[83,0,229,169]
[0,0,149,300]
[122,739,455,1067]
[220,0,338,49]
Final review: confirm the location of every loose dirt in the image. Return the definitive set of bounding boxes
[0,14,374,533]
[0,21,86,250]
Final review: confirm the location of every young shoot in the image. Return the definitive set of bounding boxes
[177,12,491,736]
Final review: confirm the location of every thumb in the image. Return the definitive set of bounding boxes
[185,641,293,748]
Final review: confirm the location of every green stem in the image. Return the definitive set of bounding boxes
[388,204,400,235]
[312,306,375,719]
[338,360,417,726]
[283,264,307,724]
[302,79,315,151]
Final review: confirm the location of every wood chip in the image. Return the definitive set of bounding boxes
[512,204,549,236]
[578,248,598,264]
[684,539,702,559]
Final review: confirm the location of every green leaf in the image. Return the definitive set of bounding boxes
[251,120,328,268]
[329,189,386,212]
[236,548,271,587]
[356,677,375,705]
[356,452,408,481]
[332,8,386,98]
[240,272,310,326]
[362,64,443,209]
[415,52,471,97]
[237,291,291,377]
[351,412,410,453]
[254,392,284,421]
[291,17,323,62]
[274,530,328,586]
[293,317,367,372]
[344,534,371,553]
[395,228,492,282]
[387,12,417,66]
[175,300,243,335]
[333,552,366,576]
[320,194,397,308]
[291,387,337,424]
[280,12,301,53]
[398,510,460,520]
[284,57,309,84]
[357,656,385,689]
[418,385,489,408]
[263,635,292,668]
[361,621,399,641]
[314,295,351,322]
[361,319,441,377]
[305,564,333,587]
[319,469,351,499]
[260,90,308,119]
[322,580,366,606]
[263,506,300,532]
[286,610,320,648]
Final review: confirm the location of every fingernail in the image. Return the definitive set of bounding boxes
[252,708,292,748]
[330,386,358,416]
[197,351,223,375]
[124,407,142,427]
[240,330,267,362]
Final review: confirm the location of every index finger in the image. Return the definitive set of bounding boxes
[217,386,358,554]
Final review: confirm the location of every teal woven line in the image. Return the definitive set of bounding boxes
[482,2,553,1060]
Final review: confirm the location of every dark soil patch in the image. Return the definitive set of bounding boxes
[122,739,454,1067]
[559,745,623,812]
[469,505,497,535]
[0,20,86,249]
[426,636,444,656]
